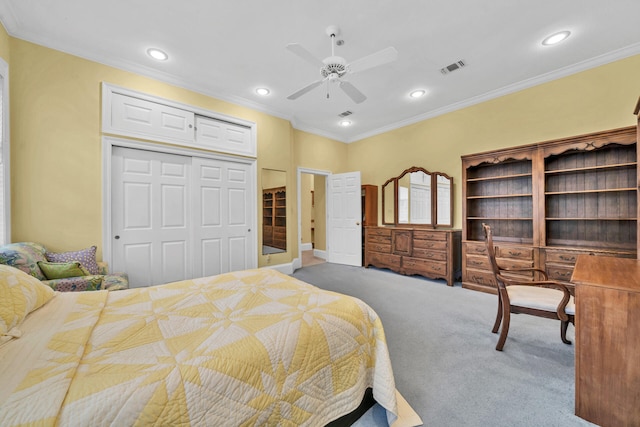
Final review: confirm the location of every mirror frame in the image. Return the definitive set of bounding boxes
[382,176,396,225]
[382,166,454,228]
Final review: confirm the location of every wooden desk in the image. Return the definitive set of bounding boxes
[571,255,640,427]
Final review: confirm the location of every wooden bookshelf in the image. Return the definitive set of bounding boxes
[462,126,638,293]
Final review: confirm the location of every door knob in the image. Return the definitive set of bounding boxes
[356,222,360,226]
[114,235,120,240]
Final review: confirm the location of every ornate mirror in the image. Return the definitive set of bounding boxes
[435,172,453,227]
[382,166,453,228]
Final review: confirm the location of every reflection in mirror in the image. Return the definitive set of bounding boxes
[262,169,286,255]
[382,179,395,224]
[398,170,432,224]
[436,173,453,227]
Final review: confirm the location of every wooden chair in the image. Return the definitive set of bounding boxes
[482,224,575,351]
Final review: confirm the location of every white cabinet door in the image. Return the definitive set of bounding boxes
[192,157,255,277]
[327,171,362,266]
[110,93,195,143]
[195,115,255,157]
[111,147,192,287]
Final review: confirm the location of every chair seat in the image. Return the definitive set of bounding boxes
[507,285,575,315]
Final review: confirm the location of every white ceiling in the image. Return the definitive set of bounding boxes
[1,0,639,143]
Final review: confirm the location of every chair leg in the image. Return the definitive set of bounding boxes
[492,294,503,334]
[495,302,510,351]
[560,320,572,345]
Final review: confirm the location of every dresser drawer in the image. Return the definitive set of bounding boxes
[413,239,447,251]
[366,227,391,237]
[545,250,582,265]
[466,254,490,270]
[367,234,391,244]
[366,242,391,254]
[412,248,447,261]
[496,245,534,260]
[465,242,487,256]
[413,230,446,241]
[546,265,574,282]
[403,257,447,276]
[367,251,401,269]
[465,268,496,287]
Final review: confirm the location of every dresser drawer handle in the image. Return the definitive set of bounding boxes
[560,255,576,262]
[508,250,522,256]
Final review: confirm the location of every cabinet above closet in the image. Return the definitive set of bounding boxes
[102,83,256,158]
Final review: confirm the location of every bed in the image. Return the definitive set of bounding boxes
[1,265,417,426]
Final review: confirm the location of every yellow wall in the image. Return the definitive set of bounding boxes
[0,24,9,61]
[347,54,640,228]
[8,38,295,266]
[5,27,640,268]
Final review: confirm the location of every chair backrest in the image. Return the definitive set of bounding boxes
[482,223,511,292]
[482,224,501,276]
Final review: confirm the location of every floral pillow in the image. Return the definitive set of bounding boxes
[45,246,100,275]
[0,264,55,344]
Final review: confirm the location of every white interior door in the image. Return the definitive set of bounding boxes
[192,157,254,277]
[112,147,191,287]
[327,171,362,266]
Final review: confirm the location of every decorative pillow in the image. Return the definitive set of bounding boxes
[0,264,55,342]
[45,246,100,275]
[0,242,48,280]
[37,261,90,280]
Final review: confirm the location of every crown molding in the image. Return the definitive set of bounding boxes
[3,15,639,146]
[347,41,640,143]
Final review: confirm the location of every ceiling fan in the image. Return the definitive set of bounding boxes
[286,25,398,104]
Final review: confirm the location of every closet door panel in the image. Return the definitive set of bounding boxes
[195,116,255,157]
[112,147,191,287]
[111,93,194,143]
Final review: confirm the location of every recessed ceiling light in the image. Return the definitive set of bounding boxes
[339,120,352,127]
[542,31,571,46]
[147,48,168,61]
[409,90,426,98]
[255,87,270,96]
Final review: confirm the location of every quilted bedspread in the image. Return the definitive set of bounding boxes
[0,268,399,426]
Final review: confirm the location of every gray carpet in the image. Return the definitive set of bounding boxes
[292,263,595,427]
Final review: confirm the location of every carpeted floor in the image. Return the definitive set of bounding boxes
[292,263,595,427]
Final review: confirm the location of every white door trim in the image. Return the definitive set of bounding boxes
[102,136,257,272]
[295,167,331,271]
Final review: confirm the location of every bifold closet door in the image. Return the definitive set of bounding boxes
[111,147,192,287]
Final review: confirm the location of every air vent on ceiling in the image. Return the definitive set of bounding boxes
[440,59,466,75]
[338,110,353,118]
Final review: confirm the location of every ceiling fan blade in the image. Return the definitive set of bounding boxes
[348,46,398,74]
[286,43,324,68]
[287,80,324,100]
[339,81,367,104]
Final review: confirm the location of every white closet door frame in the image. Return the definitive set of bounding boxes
[102,136,257,272]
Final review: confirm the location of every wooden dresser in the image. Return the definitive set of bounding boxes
[364,226,461,286]
[571,255,640,427]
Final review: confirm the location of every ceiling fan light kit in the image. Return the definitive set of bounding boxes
[286,25,398,104]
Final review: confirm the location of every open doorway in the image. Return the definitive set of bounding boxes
[298,168,328,268]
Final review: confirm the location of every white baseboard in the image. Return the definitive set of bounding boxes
[300,242,313,251]
[262,262,294,275]
[313,249,327,260]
